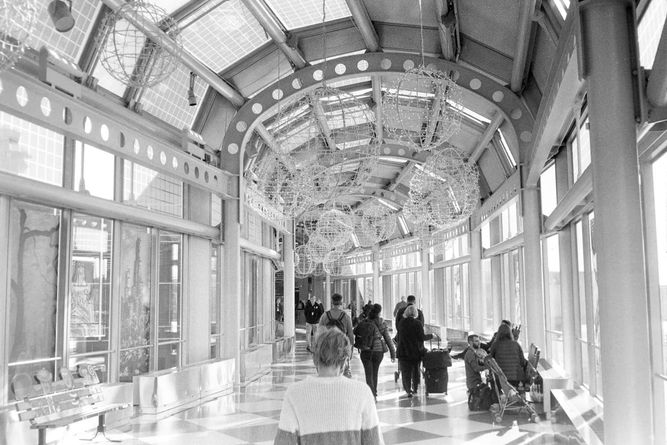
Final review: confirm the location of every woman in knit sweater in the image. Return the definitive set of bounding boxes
[360,304,396,400]
[488,323,528,386]
[274,328,384,445]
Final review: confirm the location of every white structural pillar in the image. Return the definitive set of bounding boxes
[469,229,484,335]
[325,273,332,310]
[558,228,577,378]
[372,246,381,305]
[222,197,242,383]
[580,1,653,441]
[283,229,295,339]
[420,247,431,323]
[522,186,546,349]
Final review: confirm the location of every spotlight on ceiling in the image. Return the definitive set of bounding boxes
[48,0,75,33]
[187,71,197,107]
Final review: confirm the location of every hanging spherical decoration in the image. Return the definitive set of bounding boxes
[266,85,378,201]
[354,202,397,247]
[314,207,354,249]
[383,65,462,152]
[0,0,38,73]
[408,146,479,229]
[98,0,182,88]
[305,233,331,264]
[295,245,315,276]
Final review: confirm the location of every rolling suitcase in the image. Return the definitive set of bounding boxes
[422,339,452,395]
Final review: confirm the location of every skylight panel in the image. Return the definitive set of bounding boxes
[552,0,570,19]
[28,0,101,62]
[154,0,191,14]
[140,63,207,130]
[265,0,351,30]
[638,0,667,69]
[180,0,270,72]
[498,130,517,168]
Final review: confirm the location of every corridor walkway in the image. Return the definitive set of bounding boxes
[66,331,584,445]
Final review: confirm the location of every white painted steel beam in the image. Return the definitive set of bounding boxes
[101,0,246,107]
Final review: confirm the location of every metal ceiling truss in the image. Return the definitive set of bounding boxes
[221,53,534,182]
[345,0,380,52]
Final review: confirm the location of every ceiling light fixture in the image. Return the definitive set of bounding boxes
[48,0,75,33]
[187,71,197,106]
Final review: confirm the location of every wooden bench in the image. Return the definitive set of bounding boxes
[551,388,604,445]
[11,365,130,445]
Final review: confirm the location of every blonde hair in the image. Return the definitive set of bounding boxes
[313,329,350,369]
[403,304,418,318]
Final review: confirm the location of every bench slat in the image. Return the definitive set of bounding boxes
[32,403,128,429]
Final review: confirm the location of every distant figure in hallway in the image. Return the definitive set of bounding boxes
[318,293,355,378]
[356,304,396,401]
[393,296,407,318]
[488,323,528,387]
[274,329,384,445]
[393,295,424,382]
[396,305,433,397]
[304,294,324,352]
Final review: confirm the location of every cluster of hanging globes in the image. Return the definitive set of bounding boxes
[246,63,479,274]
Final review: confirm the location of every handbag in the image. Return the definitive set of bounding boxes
[381,338,389,353]
[468,384,493,411]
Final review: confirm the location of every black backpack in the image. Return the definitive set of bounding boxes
[353,319,377,351]
[325,311,346,332]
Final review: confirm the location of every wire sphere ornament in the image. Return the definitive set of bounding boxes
[0,0,37,73]
[354,203,397,247]
[313,207,354,249]
[305,233,331,264]
[98,0,182,88]
[383,65,462,152]
[251,151,319,220]
[267,85,378,201]
[295,245,315,276]
[408,146,480,228]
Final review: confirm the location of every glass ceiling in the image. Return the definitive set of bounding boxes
[180,0,271,73]
[264,0,351,30]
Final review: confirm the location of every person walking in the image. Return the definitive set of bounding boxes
[318,293,355,378]
[274,329,384,445]
[392,296,408,318]
[357,304,396,401]
[304,294,323,352]
[396,305,433,397]
[392,295,424,382]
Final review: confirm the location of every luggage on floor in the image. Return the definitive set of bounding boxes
[423,367,448,394]
[422,348,452,369]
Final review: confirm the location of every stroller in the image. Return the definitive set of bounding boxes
[484,356,540,423]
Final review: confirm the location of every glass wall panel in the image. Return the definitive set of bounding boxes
[540,163,557,216]
[74,143,115,200]
[119,224,153,382]
[158,232,182,343]
[210,244,221,359]
[0,111,64,186]
[482,258,494,334]
[545,234,563,366]
[69,215,112,365]
[575,221,587,341]
[123,160,183,217]
[7,201,61,389]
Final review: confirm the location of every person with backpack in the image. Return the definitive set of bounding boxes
[354,304,395,401]
[304,294,324,352]
[392,295,424,382]
[396,305,434,398]
[317,293,354,377]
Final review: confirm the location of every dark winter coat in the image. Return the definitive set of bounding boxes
[396,317,432,361]
[489,339,528,382]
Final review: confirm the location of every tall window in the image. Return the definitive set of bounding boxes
[157,232,182,371]
[209,245,221,359]
[68,214,113,382]
[541,163,558,217]
[119,224,153,382]
[543,234,564,367]
[650,151,667,440]
[74,143,115,200]
[7,201,61,395]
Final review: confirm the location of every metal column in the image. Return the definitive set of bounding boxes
[580,0,653,441]
[223,195,242,383]
[522,186,546,349]
[283,229,295,339]
[469,229,484,335]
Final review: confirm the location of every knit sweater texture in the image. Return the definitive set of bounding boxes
[489,339,528,382]
[274,375,384,445]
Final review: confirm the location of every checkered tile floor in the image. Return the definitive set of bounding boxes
[62,329,585,444]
